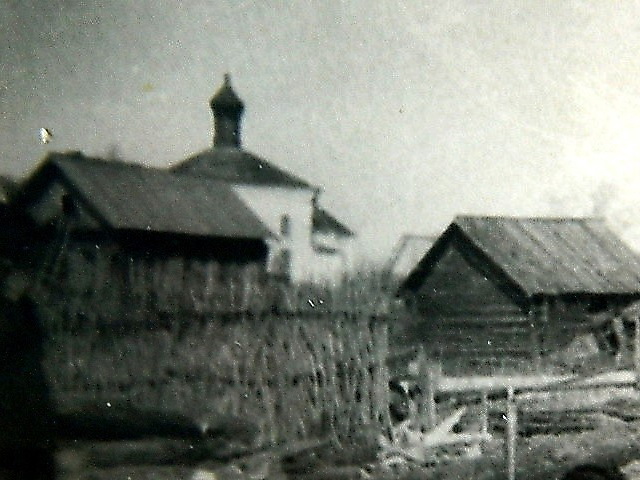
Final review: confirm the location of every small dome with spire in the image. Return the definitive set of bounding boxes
[210,74,245,148]
[210,74,244,113]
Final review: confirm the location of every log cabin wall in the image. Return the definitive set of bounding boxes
[400,216,640,375]
[537,295,639,356]
[537,297,590,355]
[408,244,535,375]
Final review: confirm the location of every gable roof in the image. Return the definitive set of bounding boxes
[173,147,313,189]
[385,234,437,279]
[19,152,272,241]
[312,206,354,237]
[402,215,640,297]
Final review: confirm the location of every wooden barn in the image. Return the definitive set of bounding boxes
[8,151,274,314]
[398,216,640,374]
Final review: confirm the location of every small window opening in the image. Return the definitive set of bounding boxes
[280,215,291,237]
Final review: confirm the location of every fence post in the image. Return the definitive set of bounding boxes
[480,389,489,452]
[530,305,542,373]
[426,361,439,431]
[634,317,640,390]
[417,345,438,431]
[506,386,517,480]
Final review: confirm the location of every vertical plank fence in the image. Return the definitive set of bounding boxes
[18,246,397,447]
[41,309,391,446]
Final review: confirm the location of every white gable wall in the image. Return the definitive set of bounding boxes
[311,231,352,281]
[233,184,349,283]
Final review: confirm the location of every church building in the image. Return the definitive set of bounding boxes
[172,75,355,283]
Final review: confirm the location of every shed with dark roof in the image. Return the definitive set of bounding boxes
[398,216,640,374]
[20,152,272,243]
[10,152,273,314]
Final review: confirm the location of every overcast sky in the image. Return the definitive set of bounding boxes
[3,1,640,263]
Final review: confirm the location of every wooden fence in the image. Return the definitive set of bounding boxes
[0,244,394,446]
[401,319,640,480]
[40,305,391,446]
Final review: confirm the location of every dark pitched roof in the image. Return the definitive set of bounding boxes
[312,206,354,237]
[21,152,272,240]
[173,147,313,189]
[402,215,640,297]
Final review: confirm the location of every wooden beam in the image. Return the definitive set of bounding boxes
[416,345,438,431]
[635,316,640,390]
[530,302,542,373]
[506,386,517,480]
[480,389,489,453]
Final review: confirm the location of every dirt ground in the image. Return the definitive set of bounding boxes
[54,383,640,480]
[373,385,640,480]
[63,417,640,480]
[359,416,640,480]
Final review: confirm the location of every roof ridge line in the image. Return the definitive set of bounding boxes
[455,214,605,222]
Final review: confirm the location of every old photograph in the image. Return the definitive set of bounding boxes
[3,1,640,479]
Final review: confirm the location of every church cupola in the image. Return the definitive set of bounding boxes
[210,74,245,148]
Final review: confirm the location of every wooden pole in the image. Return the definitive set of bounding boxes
[480,390,489,452]
[529,304,542,373]
[634,316,640,390]
[506,386,517,480]
[539,298,551,372]
[416,345,427,431]
[425,361,438,431]
[416,345,438,431]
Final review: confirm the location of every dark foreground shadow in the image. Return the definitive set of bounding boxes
[0,288,56,479]
[562,464,627,480]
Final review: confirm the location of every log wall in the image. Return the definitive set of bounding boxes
[408,244,535,375]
